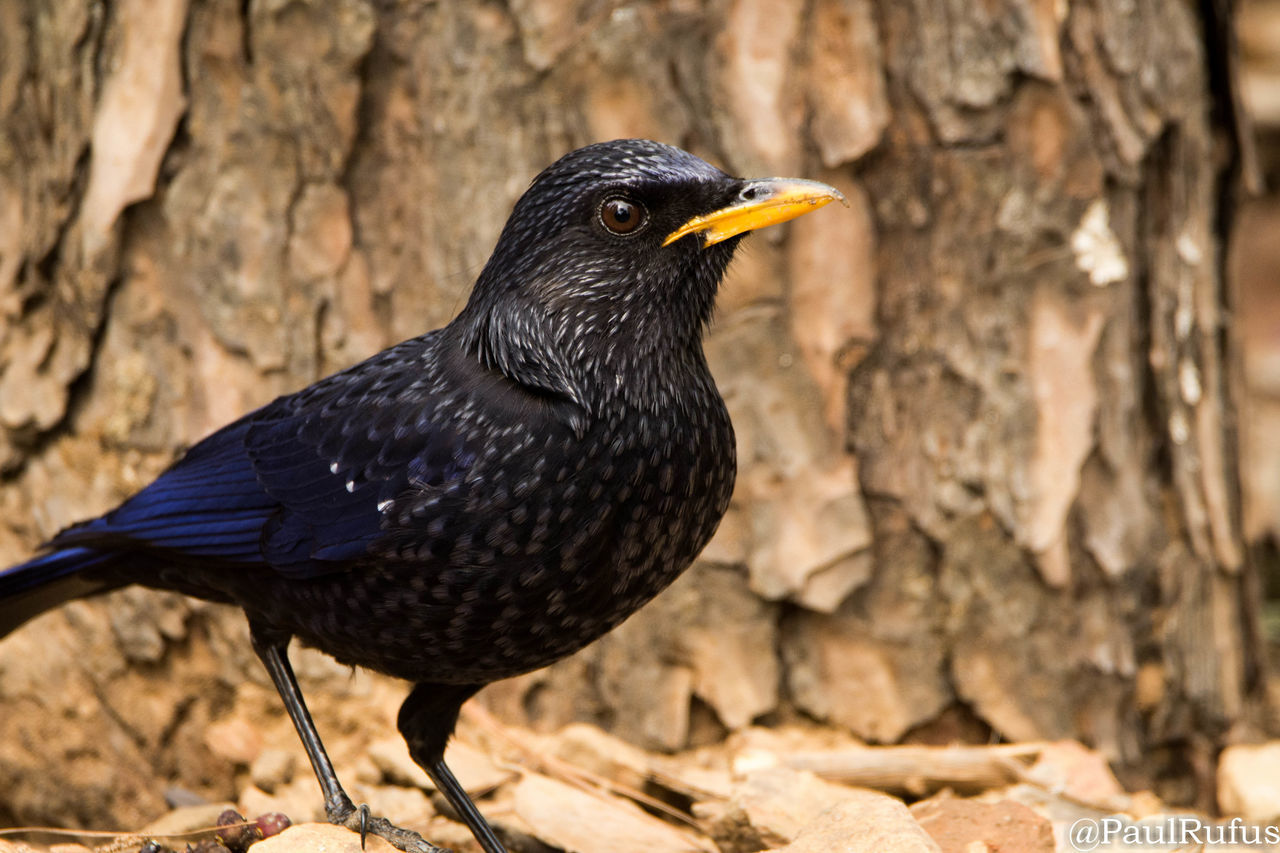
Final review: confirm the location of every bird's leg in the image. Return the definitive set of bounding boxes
[248,623,447,853]
[398,683,507,853]
[425,759,505,853]
[247,625,353,819]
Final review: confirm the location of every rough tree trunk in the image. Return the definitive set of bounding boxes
[0,0,1260,829]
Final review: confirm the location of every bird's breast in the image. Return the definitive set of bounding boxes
[349,387,735,682]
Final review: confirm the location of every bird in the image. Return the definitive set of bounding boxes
[0,139,844,853]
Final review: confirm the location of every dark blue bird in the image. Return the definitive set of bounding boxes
[0,139,843,853]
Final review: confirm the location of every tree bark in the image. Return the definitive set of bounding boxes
[0,0,1259,827]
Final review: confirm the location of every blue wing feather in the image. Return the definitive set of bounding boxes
[37,331,485,584]
[53,417,279,559]
[49,334,473,578]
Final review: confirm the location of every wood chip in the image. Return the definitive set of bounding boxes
[511,772,716,853]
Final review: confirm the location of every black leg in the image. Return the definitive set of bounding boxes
[248,623,448,853]
[398,683,507,853]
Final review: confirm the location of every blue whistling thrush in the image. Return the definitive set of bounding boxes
[0,139,845,853]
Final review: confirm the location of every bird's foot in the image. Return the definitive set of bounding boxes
[328,799,449,853]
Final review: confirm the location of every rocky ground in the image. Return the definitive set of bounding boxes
[3,706,1279,853]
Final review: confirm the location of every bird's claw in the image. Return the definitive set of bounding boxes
[331,800,449,853]
[358,802,371,849]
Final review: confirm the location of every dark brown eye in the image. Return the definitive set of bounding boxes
[599,197,647,235]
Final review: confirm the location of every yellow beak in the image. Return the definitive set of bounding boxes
[663,178,847,248]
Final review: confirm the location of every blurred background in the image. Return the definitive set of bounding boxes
[1237,0,1280,665]
[1,0,1279,849]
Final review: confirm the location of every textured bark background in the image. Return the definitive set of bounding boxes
[1237,0,1280,655]
[0,0,1265,831]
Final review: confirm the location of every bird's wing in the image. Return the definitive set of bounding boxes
[51,338,473,579]
[51,414,279,563]
[245,363,474,575]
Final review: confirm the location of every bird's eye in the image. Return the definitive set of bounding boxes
[599,197,647,236]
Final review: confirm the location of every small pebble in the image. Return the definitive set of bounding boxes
[249,749,297,794]
[213,809,262,853]
[254,813,292,839]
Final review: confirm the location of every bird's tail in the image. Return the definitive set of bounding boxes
[0,547,119,638]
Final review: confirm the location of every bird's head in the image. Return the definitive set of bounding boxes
[458,139,844,412]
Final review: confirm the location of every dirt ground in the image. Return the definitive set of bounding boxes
[2,703,1278,853]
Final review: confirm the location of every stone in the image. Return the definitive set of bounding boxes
[367,737,433,790]
[249,748,298,794]
[1024,741,1126,807]
[697,766,871,851]
[239,777,326,825]
[249,822,398,853]
[347,784,434,828]
[547,722,652,791]
[366,735,513,795]
[204,715,265,766]
[140,802,240,847]
[911,795,1055,853]
[441,738,516,795]
[1218,742,1280,821]
[511,771,716,853]
[765,793,942,853]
